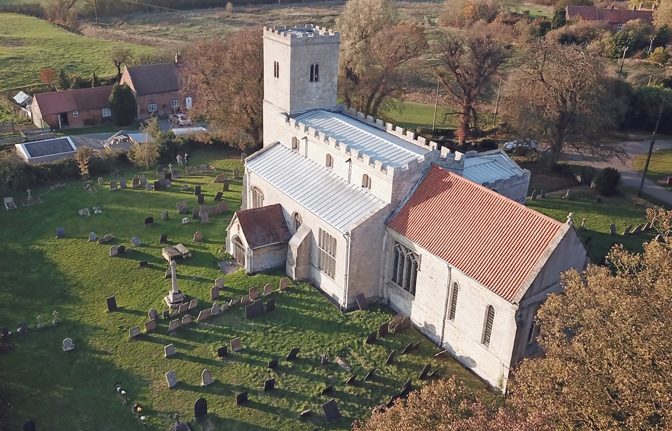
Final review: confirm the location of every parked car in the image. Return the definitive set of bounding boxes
[170,113,193,127]
[502,139,538,153]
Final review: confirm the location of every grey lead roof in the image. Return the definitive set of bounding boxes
[293,110,429,168]
[463,150,526,185]
[246,143,387,233]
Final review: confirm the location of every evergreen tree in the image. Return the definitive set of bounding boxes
[108,84,137,126]
[57,68,69,90]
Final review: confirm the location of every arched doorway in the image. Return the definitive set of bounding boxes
[233,236,246,266]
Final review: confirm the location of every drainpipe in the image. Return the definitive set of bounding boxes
[378,229,389,300]
[439,264,453,347]
[342,231,351,310]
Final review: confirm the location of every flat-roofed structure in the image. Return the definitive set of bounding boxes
[15,136,77,164]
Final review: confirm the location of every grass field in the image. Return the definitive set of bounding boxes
[0,146,483,431]
[0,13,155,91]
[527,188,655,262]
[381,100,455,130]
[633,149,672,182]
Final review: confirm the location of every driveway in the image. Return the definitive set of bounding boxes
[559,135,672,206]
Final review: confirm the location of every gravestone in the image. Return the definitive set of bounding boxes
[164,172,172,181]
[245,301,265,319]
[148,308,159,320]
[120,178,127,189]
[299,409,313,419]
[194,185,201,195]
[109,245,125,257]
[378,322,389,338]
[263,283,273,296]
[355,294,369,311]
[178,303,189,315]
[164,344,177,358]
[144,319,157,333]
[177,201,189,214]
[23,420,37,431]
[200,212,209,224]
[194,397,208,419]
[210,303,221,316]
[248,287,259,300]
[401,342,418,355]
[139,260,149,268]
[201,369,214,386]
[286,347,300,361]
[385,349,396,365]
[265,299,276,313]
[322,399,341,421]
[610,223,617,236]
[106,296,118,312]
[279,277,290,291]
[165,370,178,388]
[320,385,333,395]
[365,331,377,344]
[153,180,162,191]
[55,227,65,239]
[144,217,154,226]
[88,232,97,242]
[240,295,252,306]
[131,236,142,246]
[132,176,141,188]
[230,337,243,352]
[62,338,75,352]
[539,189,545,199]
[428,369,440,379]
[162,310,170,319]
[229,297,240,307]
[181,314,192,324]
[160,210,169,221]
[160,234,168,244]
[192,208,200,220]
[419,363,431,380]
[214,173,227,183]
[110,181,118,191]
[623,225,633,235]
[192,231,203,242]
[98,233,113,244]
[268,358,279,369]
[400,379,412,398]
[210,286,220,300]
[197,194,205,205]
[214,277,225,288]
[364,368,376,381]
[213,191,223,201]
[233,168,240,178]
[128,326,141,339]
[222,180,230,191]
[196,309,211,322]
[188,299,199,310]
[235,391,248,406]
[17,321,28,334]
[216,346,228,358]
[263,378,276,391]
[345,375,357,385]
[168,319,181,332]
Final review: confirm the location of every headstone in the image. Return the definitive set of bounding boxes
[365,331,377,344]
[214,191,223,201]
[62,337,75,352]
[345,375,357,385]
[106,296,118,312]
[222,180,230,191]
[419,363,431,380]
[401,342,418,355]
[265,299,276,313]
[210,303,221,316]
[210,286,220,300]
[144,217,154,226]
[164,172,172,181]
[131,236,142,246]
[120,178,127,189]
[322,399,341,421]
[177,201,189,214]
[181,314,192,324]
[240,295,252,306]
[162,310,170,319]
[364,368,376,381]
[98,233,113,244]
[197,194,205,205]
[235,391,248,406]
[128,326,141,339]
[248,287,259,300]
[148,308,159,320]
[216,346,228,358]
[279,277,290,291]
[214,277,225,288]
[245,300,265,319]
[194,185,201,195]
[263,283,273,296]
[355,294,368,310]
[160,210,169,221]
[110,181,118,191]
[400,379,412,398]
[610,223,617,236]
[230,337,243,352]
[55,227,65,239]
[168,319,181,332]
[623,225,633,235]
[387,394,400,408]
[88,232,97,242]
[286,347,300,361]
[194,397,208,419]
[263,378,276,391]
[428,369,440,379]
[229,297,239,307]
[385,349,396,365]
[299,409,313,419]
[233,168,240,179]
[201,369,214,387]
[268,358,279,369]
[320,385,333,395]
[153,180,162,191]
[188,299,199,310]
[214,173,227,183]
[196,309,211,322]
[193,231,203,242]
[200,211,209,224]
[160,234,168,244]
[335,356,351,371]
[378,322,389,338]
[164,344,177,358]
[192,208,200,220]
[22,420,37,431]
[165,370,178,388]
[144,319,157,333]
[178,303,189,315]
[139,260,149,268]
[132,176,141,188]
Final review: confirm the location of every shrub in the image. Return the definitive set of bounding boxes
[649,46,669,64]
[108,84,137,126]
[594,167,621,195]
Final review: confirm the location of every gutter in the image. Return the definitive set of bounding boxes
[342,231,351,310]
[439,264,453,347]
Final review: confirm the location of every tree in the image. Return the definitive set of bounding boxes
[110,47,132,82]
[654,0,672,29]
[39,68,57,90]
[353,376,553,431]
[181,28,263,151]
[436,31,509,143]
[44,0,79,28]
[502,41,618,165]
[438,0,502,28]
[128,140,159,170]
[341,23,428,116]
[510,235,672,429]
[57,68,70,90]
[91,72,100,88]
[108,83,137,126]
[74,147,94,177]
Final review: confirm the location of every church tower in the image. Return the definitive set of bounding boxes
[262,25,340,146]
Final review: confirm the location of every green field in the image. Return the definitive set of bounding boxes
[633,149,672,182]
[380,100,455,130]
[0,13,155,91]
[0,147,482,431]
[527,188,655,262]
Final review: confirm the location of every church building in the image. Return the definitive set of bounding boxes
[226,25,588,391]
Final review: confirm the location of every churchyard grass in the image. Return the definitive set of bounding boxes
[527,188,656,262]
[0,13,155,91]
[0,146,482,430]
[633,149,672,182]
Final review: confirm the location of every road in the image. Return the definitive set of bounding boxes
[560,135,672,206]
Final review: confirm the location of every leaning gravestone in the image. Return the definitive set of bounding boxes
[235,391,248,406]
[201,369,214,387]
[278,277,290,291]
[385,349,396,365]
[299,409,313,419]
[181,314,193,325]
[55,227,65,239]
[168,319,181,332]
[364,368,376,381]
[144,320,157,333]
[216,346,228,358]
[322,399,342,421]
[188,299,199,310]
[128,326,141,339]
[320,385,334,395]
[196,309,211,322]
[164,343,177,358]
[214,191,223,201]
[286,347,300,361]
[419,363,431,380]
[210,286,220,300]
[148,308,159,320]
[245,301,265,319]
[194,397,208,419]
[106,296,118,312]
[165,370,178,389]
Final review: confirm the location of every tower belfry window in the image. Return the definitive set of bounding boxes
[273,61,279,79]
[310,64,319,82]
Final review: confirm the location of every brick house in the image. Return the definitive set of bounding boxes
[31,85,114,130]
[120,61,193,119]
[565,5,653,32]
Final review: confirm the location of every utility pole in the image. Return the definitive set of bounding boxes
[638,100,664,197]
[617,46,629,80]
[492,76,503,128]
[432,77,440,132]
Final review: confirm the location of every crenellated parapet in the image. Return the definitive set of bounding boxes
[263,25,339,45]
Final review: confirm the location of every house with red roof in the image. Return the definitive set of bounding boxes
[565,5,653,32]
[226,25,588,391]
[31,85,114,129]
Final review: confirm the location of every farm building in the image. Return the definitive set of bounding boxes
[31,85,114,130]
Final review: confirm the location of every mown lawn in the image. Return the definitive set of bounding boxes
[527,188,656,262]
[633,149,672,182]
[0,13,155,91]
[380,100,455,130]
[0,146,482,431]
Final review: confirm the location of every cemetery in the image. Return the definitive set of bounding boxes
[0,147,481,430]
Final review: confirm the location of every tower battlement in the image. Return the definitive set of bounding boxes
[263,25,340,44]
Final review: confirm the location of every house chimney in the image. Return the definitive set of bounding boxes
[174,52,181,64]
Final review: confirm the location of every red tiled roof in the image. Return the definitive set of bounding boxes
[387,165,566,302]
[33,85,113,115]
[235,204,291,249]
[566,5,653,24]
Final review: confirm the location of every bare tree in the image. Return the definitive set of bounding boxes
[44,0,79,28]
[110,47,132,82]
[74,147,94,177]
[436,30,510,142]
